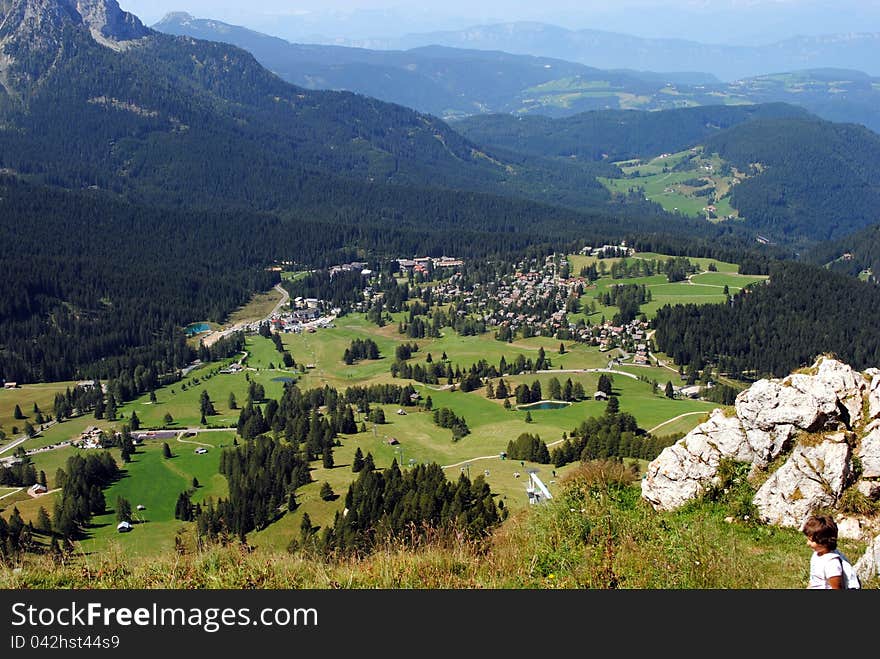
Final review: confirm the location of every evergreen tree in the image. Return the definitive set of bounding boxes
[36,506,52,534]
[319,482,334,501]
[129,409,140,431]
[352,447,365,473]
[607,396,620,414]
[13,404,24,420]
[163,412,174,425]
[116,497,132,524]
[664,381,675,398]
[228,392,237,410]
[299,512,314,545]
[322,446,335,469]
[162,442,173,459]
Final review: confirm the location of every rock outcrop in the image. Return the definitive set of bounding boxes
[641,355,880,584]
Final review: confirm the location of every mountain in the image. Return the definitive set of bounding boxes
[454,103,811,162]
[152,12,710,122]
[359,22,880,82]
[151,14,880,134]
[2,0,754,384]
[457,105,880,246]
[0,0,640,217]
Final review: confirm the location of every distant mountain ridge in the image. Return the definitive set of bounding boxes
[356,21,880,82]
[152,13,880,133]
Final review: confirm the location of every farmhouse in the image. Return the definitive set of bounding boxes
[593,391,609,400]
[3,382,17,389]
[116,521,132,533]
[27,483,48,497]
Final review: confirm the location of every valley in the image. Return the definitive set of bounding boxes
[0,250,755,558]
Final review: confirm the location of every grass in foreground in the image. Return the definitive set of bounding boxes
[2,461,874,589]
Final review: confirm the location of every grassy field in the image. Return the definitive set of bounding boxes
[1,273,736,559]
[598,149,746,220]
[0,381,78,437]
[73,433,234,558]
[225,287,285,327]
[565,252,767,322]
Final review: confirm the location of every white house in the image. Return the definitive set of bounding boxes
[116,521,133,533]
[27,483,48,497]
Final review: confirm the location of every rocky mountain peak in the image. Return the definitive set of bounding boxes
[66,0,150,45]
[0,0,149,51]
[0,0,150,93]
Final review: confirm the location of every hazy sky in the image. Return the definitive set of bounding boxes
[118,0,880,44]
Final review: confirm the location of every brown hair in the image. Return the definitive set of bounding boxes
[802,514,838,550]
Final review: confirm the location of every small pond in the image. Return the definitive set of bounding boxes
[184,322,211,337]
[516,400,572,411]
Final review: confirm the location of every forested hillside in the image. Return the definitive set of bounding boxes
[453,104,810,162]
[652,261,880,378]
[806,223,880,282]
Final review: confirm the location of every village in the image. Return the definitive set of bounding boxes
[289,245,657,370]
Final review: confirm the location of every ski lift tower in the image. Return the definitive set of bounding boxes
[526,469,553,505]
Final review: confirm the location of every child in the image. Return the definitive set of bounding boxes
[802,514,845,589]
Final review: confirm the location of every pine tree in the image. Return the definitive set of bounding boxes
[163,412,174,425]
[36,506,52,534]
[129,410,140,431]
[300,513,314,544]
[319,482,334,501]
[352,447,365,473]
[162,442,172,459]
[322,446,335,469]
[525,411,533,423]
[13,404,23,420]
[664,381,675,398]
[116,497,132,524]
[228,392,237,410]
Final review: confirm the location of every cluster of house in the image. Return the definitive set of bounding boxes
[579,242,634,258]
[396,256,464,278]
[261,296,340,335]
[75,425,106,449]
[328,261,371,278]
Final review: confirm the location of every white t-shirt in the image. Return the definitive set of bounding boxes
[808,550,843,589]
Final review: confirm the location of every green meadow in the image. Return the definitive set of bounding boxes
[1,249,752,557]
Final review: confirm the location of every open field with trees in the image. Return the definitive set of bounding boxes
[1,251,766,560]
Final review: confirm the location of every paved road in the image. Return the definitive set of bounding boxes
[0,419,59,458]
[269,282,290,317]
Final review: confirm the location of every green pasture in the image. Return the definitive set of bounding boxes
[75,433,233,558]
[567,253,767,321]
[689,272,766,290]
[0,381,78,435]
[22,415,116,451]
[117,354,295,430]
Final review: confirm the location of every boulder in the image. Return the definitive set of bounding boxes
[858,424,880,479]
[854,533,880,583]
[752,435,851,529]
[641,409,747,511]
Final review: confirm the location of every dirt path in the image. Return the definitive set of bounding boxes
[647,411,707,434]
